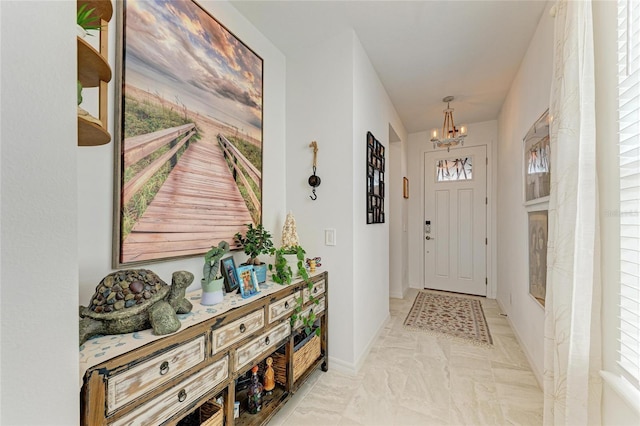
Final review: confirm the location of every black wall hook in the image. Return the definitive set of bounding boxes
[308,142,321,200]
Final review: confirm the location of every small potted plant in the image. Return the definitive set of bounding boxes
[76,3,102,38]
[201,241,229,305]
[234,224,275,284]
[280,212,303,272]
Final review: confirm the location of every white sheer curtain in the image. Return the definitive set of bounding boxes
[543,0,602,424]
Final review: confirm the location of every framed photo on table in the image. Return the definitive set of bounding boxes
[236,265,259,298]
[220,256,239,293]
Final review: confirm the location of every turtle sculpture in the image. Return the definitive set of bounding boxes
[79,269,194,345]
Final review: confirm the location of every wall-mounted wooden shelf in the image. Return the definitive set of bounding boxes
[77,0,112,147]
[78,110,111,146]
[78,38,111,87]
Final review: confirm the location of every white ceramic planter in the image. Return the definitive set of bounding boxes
[201,278,224,306]
[77,24,87,39]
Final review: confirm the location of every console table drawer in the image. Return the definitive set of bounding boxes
[212,309,264,354]
[109,356,228,426]
[293,297,325,330]
[268,292,300,323]
[107,335,206,414]
[235,322,290,371]
[303,280,325,303]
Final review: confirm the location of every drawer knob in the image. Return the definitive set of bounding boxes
[240,324,246,333]
[313,287,318,293]
[284,301,289,309]
[265,336,270,345]
[159,361,170,376]
[178,389,187,402]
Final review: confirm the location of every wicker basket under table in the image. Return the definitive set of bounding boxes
[273,334,321,385]
[200,399,223,426]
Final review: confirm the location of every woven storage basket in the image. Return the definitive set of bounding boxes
[273,333,321,385]
[200,399,223,426]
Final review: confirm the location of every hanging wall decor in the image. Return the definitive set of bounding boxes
[366,131,385,224]
[523,110,550,205]
[528,210,548,307]
[308,141,321,200]
[112,0,263,266]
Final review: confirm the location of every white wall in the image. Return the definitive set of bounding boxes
[352,35,407,365]
[286,30,407,372]
[285,29,357,368]
[407,120,498,296]
[389,124,408,299]
[495,2,553,383]
[1,1,79,424]
[594,0,640,423]
[77,0,288,302]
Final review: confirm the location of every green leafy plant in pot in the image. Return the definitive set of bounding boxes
[201,241,229,305]
[234,224,275,284]
[273,212,307,278]
[270,245,312,285]
[77,3,102,38]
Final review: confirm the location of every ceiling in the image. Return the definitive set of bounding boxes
[229,0,548,134]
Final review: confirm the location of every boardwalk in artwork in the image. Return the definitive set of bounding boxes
[121,135,253,263]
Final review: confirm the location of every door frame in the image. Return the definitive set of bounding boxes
[420,142,496,298]
[423,145,488,295]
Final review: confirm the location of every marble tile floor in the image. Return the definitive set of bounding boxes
[268,288,543,426]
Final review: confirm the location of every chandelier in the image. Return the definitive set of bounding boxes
[430,96,467,151]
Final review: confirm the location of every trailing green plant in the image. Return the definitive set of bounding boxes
[269,248,293,284]
[290,296,321,337]
[269,245,311,286]
[203,241,229,284]
[77,80,83,105]
[77,3,101,33]
[234,223,275,265]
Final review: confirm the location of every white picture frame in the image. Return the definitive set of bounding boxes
[523,109,550,206]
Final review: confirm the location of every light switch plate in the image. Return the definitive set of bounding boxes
[325,229,336,246]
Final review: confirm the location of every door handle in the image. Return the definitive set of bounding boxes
[426,236,435,240]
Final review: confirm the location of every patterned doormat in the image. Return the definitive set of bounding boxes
[404,290,493,346]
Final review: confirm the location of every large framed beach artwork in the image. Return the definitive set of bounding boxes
[113,0,263,266]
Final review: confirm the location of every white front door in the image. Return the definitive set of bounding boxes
[424,145,487,296]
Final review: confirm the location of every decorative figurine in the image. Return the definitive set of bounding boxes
[247,365,263,414]
[79,270,194,345]
[263,357,275,394]
[306,257,322,271]
[281,212,300,250]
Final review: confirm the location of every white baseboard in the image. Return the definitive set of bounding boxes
[390,284,410,299]
[328,312,391,376]
[496,298,543,388]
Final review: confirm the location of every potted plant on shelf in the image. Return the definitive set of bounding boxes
[270,212,313,286]
[76,3,102,38]
[234,224,275,284]
[280,212,304,273]
[201,241,229,305]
